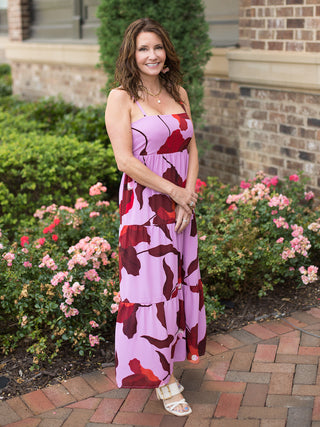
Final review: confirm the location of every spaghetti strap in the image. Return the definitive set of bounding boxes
[179,101,187,113]
[136,101,147,117]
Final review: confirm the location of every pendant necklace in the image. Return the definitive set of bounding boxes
[143,86,162,103]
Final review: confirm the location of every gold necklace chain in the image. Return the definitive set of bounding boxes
[143,86,162,97]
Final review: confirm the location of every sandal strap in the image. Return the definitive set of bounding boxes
[164,398,188,411]
[156,381,181,400]
[176,380,184,392]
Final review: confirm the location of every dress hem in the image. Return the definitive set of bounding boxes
[116,353,206,389]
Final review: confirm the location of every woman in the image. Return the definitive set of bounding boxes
[105,17,206,417]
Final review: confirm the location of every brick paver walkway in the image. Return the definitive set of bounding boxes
[2,308,320,426]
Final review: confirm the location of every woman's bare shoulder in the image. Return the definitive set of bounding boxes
[106,88,133,121]
[108,87,131,105]
[178,86,188,102]
[105,88,132,128]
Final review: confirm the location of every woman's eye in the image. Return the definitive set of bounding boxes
[138,47,147,51]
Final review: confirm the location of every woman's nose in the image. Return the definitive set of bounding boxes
[148,50,157,58]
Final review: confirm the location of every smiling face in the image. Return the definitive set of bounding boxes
[135,31,166,80]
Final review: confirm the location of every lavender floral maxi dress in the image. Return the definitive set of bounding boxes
[115,101,206,388]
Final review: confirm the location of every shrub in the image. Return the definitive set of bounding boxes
[0,94,23,110]
[15,96,78,131]
[0,64,10,77]
[0,97,120,199]
[0,64,12,97]
[0,109,45,134]
[1,96,108,146]
[58,105,107,141]
[0,184,119,365]
[11,98,108,143]
[197,173,320,299]
[0,125,111,236]
[97,0,212,123]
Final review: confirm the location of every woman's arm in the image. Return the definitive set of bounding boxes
[180,87,199,193]
[174,87,200,233]
[105,89,197,214]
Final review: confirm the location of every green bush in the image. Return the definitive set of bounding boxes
[9,96,77,131]
[0,109,45,133]
[1,96,108,145]
[0,64,10,77]
[0,126,112,236]
[97,0,212,123]
[0,96,120,233]
[0,94,23,110]
[57,105,107,142]
[0,64,12,97]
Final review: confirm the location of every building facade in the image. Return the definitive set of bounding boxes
[198,0,320,197]
[1,0,320,196]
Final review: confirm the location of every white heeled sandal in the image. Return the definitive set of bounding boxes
[162,398,192,417]
[176,379,184,393]
[156,381,192,417]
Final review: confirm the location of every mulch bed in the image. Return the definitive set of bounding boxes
[1,280,319,401]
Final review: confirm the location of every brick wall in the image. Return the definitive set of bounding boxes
[239,0,320,52]
[239,87,320,196]
[11,62,107,107]
[197,78,240,185]
[198,79,320,197]
[7,0,30,41]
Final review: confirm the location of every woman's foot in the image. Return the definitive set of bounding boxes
[162,393,192,416]
[156,376,192,417]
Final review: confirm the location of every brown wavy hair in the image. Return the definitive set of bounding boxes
[114,18,183,103]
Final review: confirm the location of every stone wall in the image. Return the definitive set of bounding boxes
[11,61,107,107]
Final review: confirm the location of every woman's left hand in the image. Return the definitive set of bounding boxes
[175,205,192,234]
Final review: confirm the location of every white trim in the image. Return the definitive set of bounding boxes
[227,48,320,91]
[205,48,231,77]
[5,41,100,66]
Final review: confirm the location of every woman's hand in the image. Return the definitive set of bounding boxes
[175,205,192,234]
[170,186,198,215]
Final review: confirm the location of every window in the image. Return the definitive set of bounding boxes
[29,0,239,46]
[204,0,239,47]
[30,0,100,41]
[0,0,8,35]
[81,0,100,39]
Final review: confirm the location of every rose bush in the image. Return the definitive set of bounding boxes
[197,172,320,299]
[0,184,120,367]
[1,173,319,366]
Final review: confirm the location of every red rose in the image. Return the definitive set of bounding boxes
[20,236,29,247]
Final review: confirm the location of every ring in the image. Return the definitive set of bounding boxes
[189,201,194,208]
[183,219,189,223]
